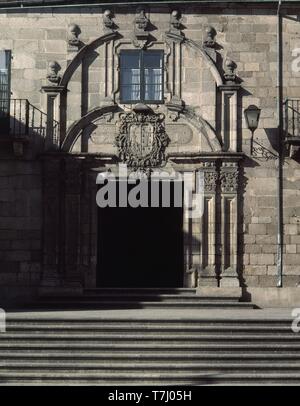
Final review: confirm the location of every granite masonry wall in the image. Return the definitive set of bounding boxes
[0,5,300,303]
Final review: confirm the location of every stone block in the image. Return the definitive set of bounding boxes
[244,234,256,244]
[245,244,261,254]
[248,224,267,235]
[286,244,297,254]
[249,253,275,266]
[284,224,298,235]
[262,245,277,254]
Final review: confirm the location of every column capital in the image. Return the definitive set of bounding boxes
[41,85,66,95]
[220,162,239,194]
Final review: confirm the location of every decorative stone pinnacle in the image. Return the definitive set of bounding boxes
[166,9,184,39]
[103,9,114,33]
[47,61,61,84]
[224,59,237,84]
[203,26,216,48]
[132,7,151,48]
[68,23,81,48]
[134,7,149,33]
[170,10,181,30]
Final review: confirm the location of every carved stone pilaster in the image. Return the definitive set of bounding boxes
[197,162,218,287]
[220,161,240,287]
[200,162,218,193]
[41,85,65,150]
[220,162,239,193]
[165,14,185,121]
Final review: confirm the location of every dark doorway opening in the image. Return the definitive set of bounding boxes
[97,180,184,288]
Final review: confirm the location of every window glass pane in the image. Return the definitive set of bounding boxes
[120,52,141,101]
[144,52,163,101]
[0,50,10,119]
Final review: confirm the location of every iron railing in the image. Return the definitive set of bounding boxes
[284,98,300,139]
[0,98,59,143]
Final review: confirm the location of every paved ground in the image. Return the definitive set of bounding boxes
[4,308,296,320]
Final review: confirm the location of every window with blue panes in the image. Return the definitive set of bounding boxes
[0,50,11,134]
[120,50,164,104]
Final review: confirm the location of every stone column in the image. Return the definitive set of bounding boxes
[219,161,240,287]
[41,85,65,150]
[198,162,219,287]
[182,170,197,288]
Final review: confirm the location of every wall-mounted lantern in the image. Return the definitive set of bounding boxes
[244,105,261,154]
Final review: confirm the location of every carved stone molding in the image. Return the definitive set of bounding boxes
[220,162,239,193]
[199,162,218,193]
[115,108,169,171]
[132,7,151,48]
[166,96,184,121]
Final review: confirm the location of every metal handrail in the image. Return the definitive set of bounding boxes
[0,98,59,142]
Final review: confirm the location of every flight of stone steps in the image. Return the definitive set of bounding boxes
[33,288,256,310]
[0,314,299,385]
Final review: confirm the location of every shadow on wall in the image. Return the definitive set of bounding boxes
[0,99,59,158]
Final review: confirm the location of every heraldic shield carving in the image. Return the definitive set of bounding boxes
[116,110,169,171]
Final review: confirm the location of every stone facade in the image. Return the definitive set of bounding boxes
[1,1,300,305]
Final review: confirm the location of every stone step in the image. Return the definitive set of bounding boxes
[0,342,298,351]
[6,324,295,334]
[6,316,291,324]
[84,288,197,295]
[1,371,300,384]
[2,379,299,385]
[37,294,241,302]
[1,351,300,360]
[0,333,298,341]
[29,300,255,309]
[2,361,300,370]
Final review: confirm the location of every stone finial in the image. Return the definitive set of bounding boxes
[170,10,181,32]
[47,61,61,84]
[132,7,150,48]
[68,24,81,50]
[103,9,114,33]
[224,59,237,84]
[134,7,149,33]
[168,10,185,38]
[203,26,216,48]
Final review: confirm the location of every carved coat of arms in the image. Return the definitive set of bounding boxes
[116,111,169,171]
